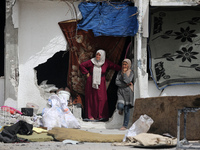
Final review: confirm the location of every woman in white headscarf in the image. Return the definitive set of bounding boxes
[80,50,121,121]
[115,58,134,130]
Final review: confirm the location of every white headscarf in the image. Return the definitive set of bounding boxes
[91,50,106,89]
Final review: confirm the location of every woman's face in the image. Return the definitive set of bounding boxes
[122,61,129,70]
[96,53,101,61]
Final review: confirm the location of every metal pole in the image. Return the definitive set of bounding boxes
[177,109,181,149]
[183,111,187,142]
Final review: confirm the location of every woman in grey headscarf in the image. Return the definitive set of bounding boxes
[116,58,134,130]
[80,49,121,122]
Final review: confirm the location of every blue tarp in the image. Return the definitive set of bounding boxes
[77,2,138,37]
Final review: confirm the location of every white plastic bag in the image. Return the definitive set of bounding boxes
[44,94,81,129]
[123,114,154,142]
[63,112,81,129]
[42,107,62,130]
[61,107,81,129]
[48,94,62,107]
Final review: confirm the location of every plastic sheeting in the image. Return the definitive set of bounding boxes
[77,2,138,37]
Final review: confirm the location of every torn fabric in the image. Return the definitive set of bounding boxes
[113,133,177,147]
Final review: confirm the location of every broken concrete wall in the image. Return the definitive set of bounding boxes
[4,0,19,108]
[16,0,80,112]
[5,0,200,130]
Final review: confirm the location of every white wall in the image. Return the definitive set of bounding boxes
[17,0,80,112]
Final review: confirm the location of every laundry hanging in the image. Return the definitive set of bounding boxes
[77,1,138,37]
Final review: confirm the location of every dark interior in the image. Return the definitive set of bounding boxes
[34,50,69,89]
[0,1,5,77]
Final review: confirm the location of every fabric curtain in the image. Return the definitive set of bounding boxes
[149,7,200,89]
[58,20,126,95]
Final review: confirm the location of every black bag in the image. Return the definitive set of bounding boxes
[4,120,33,135]
[0,120,33,143]
[0,129,18,143]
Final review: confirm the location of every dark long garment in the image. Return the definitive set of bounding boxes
[80,59,121,119]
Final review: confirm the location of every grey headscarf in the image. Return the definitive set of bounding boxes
[122,58,134,91]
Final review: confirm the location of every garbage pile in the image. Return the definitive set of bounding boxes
[0,105,41,128]
[42,90,81,130]
[0,89,81,143]
[113,114,177,147]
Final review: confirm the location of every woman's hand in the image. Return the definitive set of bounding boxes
[127,82,133,86]
[122,68,128,74]
[86,73,90,78]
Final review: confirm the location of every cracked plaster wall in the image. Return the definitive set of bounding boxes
[4,0,19,108]
[15,0,80,112]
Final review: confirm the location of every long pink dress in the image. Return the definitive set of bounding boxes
[80,59,121,119]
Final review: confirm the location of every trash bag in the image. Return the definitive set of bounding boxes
[42,107,62,130]
[43,93,81,130]
[0,129,18,143]
[123,114,154,142]
[4,120,33,135]
[63,109,81,129]
[47,95,63,108]
[0,120,32,143]
[42,105,81,130]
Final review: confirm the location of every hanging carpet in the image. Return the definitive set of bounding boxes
[149,7,200,89]
[58,20,126,96]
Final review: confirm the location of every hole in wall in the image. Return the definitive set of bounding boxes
[34,50,69,90]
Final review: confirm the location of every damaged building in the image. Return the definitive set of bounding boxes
[1,0,200,133]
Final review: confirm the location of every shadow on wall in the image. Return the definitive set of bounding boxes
[34,50,69,89]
